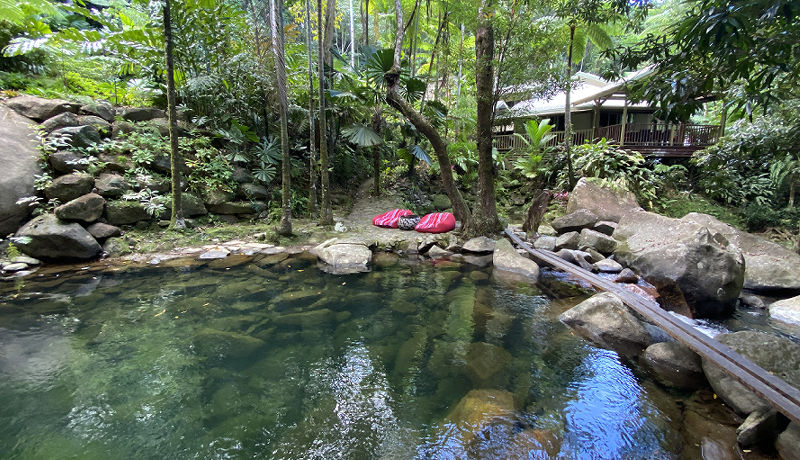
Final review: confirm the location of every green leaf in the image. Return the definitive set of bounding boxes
[342,124,382,147]
[585,24,612,50]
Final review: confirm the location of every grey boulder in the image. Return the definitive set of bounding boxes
[86,222,121,240]
[551,209,598,234]
[41,111,79,133]
[566,177,642,222]
[94,173,129,198]
[80,101,115,123]
[555,231,580,250]
[54,193,106,223]
[104,201,150,225]
[559,292,654,357]
[462,236,496,254]
[682,212,800,292]
[49,125,101,149]
[492,239,539,282]
[6,95,79,121]
[642,341,705,389]
[0,104,41,236]
[48,151,90,174]
[578,228,617,255]
[614,211,745,318]
[769,295,800,326]
[164,193,208,217]
[702,331,800,416]
[44,173,94,203]
[15,214,101,259]
[313,239,372,274]
[120,107,166,122]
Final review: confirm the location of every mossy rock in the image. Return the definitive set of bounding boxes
[432,194,451,211]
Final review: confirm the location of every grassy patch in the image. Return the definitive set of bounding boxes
[655,190,744,229]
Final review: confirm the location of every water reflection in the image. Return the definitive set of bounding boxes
[0,258,699,458]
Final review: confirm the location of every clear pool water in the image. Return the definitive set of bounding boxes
[0,253,705,458]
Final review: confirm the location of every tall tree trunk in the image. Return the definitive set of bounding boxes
[270,0,292,235]
[323,0,337,67]
[363,0,369,47]
[318,0,333,225]
[372,107,382,196]
[348,0,355,67]
[456,23,464,97]
[473,1,501,235]
[387,0,471,227]
[305,0,318,217]
[564,25,576,190]
[163,0,184,229]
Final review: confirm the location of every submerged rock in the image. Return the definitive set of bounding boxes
[702,331,800,416]
[492,239,539,282]
[442,389,516,453]
[193,328,264,362]
[642,341,705,390]
[559,292,654,357]
[776,423,800,460]
[466,341,511,387]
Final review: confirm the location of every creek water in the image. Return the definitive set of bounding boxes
[0,253,759,459]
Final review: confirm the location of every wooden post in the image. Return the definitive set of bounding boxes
[619,99,628,146]
[720,99,727,137]
[592,100,599,140]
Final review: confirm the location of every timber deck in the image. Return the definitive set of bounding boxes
[504,229,800,426]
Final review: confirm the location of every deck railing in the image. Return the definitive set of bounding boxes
[594,123,720,147]
[493,128,595,152]
[494,123,721,152]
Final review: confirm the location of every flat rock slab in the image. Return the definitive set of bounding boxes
[314,240,372,274]
[199,247,231,260]
[493,239,539,282]
[769,295,800,326]
[462,236,496,253]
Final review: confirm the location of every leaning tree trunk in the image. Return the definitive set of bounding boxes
[472,2,502,235]
[372,107,382,196]
[305,0,318,217]
[270,0,292,235]
[163,0,184,229]
[564,25,576,190]
[386,0,471,227]
[318,0,333,225]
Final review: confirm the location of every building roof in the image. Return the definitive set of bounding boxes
[497,68,654,119]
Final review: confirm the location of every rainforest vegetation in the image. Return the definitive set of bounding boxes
[1,0,798,240]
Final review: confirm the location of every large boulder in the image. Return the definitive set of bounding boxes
[104,201,150,225]
[559,292,654,357]
[54,193,105,223]
[776,423,800,460]
[769,295,800,326]
[566,177,642,222]
[578,228,617,255]
[94,173,129,198]
[238,183,268,200]
[80,101,115,123]
[49,125,101,149]
[682,212,800,292]
[164,193,208,217]
[208,201,261,215]
[48,151,89,174]
[313,239,372,274]
[119,107,166,122]
[642,341,705,389]
[15,214,101,259]
[86,222,121,240]
[44,173,94,202]
[551,209,598,234]
[41,111,79,133]
[614,211,745,318]
[492,239,539,282]
[77,115,112,136]
[0,105,41,236]
[702,331,800,416]
[6,95,79,121]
